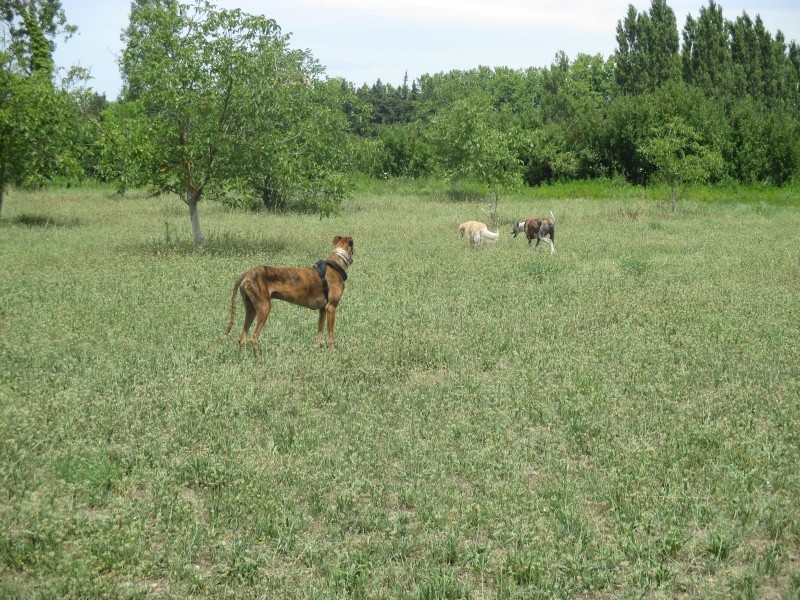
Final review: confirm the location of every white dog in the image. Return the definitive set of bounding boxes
[458,221,500,247]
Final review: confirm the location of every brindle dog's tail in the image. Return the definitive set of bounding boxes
[220,272,247,341]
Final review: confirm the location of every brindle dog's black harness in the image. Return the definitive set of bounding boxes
[313,259,348,302]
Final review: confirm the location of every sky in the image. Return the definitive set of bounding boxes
[53,0,800,100]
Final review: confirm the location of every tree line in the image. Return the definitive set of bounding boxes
[1,0,798,240]
[352,0,799,190]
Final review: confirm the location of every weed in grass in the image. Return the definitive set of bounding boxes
[416,567,467,600]
[791,570,800,592]
[620,257,650,277]
[505,550,543,587]
[706,530,736,562]
[329,550,372,598]
[521,260,557,281]
[610,207,642,221]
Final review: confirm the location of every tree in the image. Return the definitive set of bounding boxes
[0,0,75,77]
[0,0,79,217]
[681,0,732,98]
[728,13,792,106]
[533,52,613,181]
[640,117,723,211]
[119,0,271,244]
[786,40,800,110]
[614,0,680,95]
[426,91,521,226]
[0,66,82,216]
[96,99,158,194]
[115,0,352,244]
[238,76,356,216]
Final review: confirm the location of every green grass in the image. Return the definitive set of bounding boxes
[1,185,799,598]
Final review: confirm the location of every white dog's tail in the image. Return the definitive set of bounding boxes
[483,229,500,240]
[549,211,555,223]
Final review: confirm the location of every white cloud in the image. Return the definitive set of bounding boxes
[245,0,630,31]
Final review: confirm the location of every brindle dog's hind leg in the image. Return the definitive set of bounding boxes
[249,298,272,355]
[238,288,256,351]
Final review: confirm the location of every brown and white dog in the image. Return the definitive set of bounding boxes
[511,212,555,253]
[220,236,354,353]
[458,220,500,247]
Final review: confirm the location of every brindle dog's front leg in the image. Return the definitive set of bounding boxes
[325,304,337,347]
[317,308,326,344]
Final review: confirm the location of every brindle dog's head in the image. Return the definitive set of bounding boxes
[511,221,525,238]
[333,235,354,262]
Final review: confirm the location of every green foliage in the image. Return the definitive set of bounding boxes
[641,117,724,210]
[235,76,357,217]
[615,0,680,94]
[601,92,658,184]
[58,66,108,181]
[346,3,799,189]
[6,0,800,213]
[682,0,733,97]
[729,13,787,106]
[0,0,83,216]
[0,66,81,215]
[726,97,800,184]
[97,100,158,195]
[0,0,75,77]
[371,123,430,178]
[354,73,418,126]
[426,91,521,196]
[518,124,579,184]
[114,0,355,243]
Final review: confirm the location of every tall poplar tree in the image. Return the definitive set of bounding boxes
[681,0,732,97]
[0,0,74,77]
[614,0,679,95]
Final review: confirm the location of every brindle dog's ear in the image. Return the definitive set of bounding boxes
[333,235,341,246]
[348,237,354,253]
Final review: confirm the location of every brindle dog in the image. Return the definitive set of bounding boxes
[220,236,354,353]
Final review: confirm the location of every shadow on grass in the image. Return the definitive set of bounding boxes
[4,213,83,228]
[132,230,289,258]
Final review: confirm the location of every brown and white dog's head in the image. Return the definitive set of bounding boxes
[332,235,354,264]
[511,221,526,238]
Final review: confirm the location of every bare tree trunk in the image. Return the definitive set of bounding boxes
[670,182,677,213]
[0,186,4,219]
[488,191,499,231]
[187,190,204,245]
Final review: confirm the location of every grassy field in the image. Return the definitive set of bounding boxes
[1,184,799,599]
